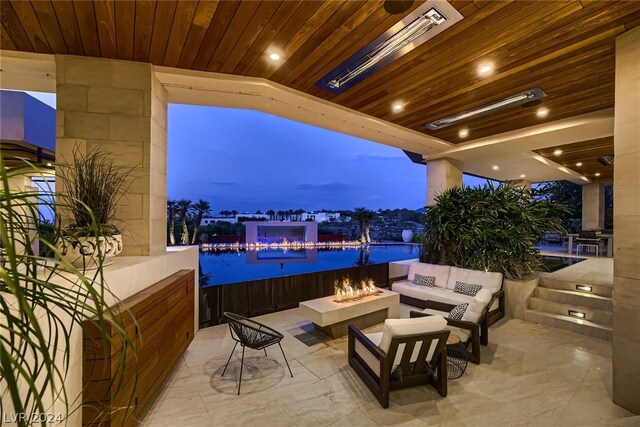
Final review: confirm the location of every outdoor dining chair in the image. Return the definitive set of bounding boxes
[222,312,293,395]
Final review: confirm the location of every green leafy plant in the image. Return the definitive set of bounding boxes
[1,159,134,426]
[420,181,569,279]
[56,146,135,236]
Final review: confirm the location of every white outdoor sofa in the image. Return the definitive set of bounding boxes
[390,262,505,363]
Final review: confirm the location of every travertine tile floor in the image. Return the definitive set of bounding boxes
[142,305,637,427]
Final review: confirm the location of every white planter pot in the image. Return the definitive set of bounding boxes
[58,234,122,268]
[401,229,414,243]
[105,234,123,258]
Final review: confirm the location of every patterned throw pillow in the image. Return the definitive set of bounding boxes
[454,281,483,296]
[413,273,436,287]
[449,303,469,320]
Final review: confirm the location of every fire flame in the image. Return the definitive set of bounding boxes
[335,278,378,303]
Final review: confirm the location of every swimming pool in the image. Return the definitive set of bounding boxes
[199,244,420,286]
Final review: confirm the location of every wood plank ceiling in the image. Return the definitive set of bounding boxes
[2,0,639,148]
[535,137,615,180]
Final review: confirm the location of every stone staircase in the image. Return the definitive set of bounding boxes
[525,274,613,341]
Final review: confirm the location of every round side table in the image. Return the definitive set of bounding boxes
[445,333,468,379]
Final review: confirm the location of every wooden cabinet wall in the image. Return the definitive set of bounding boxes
[82,269,195,426]
[199,263,389,327]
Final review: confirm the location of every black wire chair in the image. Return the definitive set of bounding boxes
[222,312,293,395]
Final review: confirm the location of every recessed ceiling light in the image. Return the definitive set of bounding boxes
[520,174,526,178]
[478,63,494,76]
[269,52,281,61]
[536,107,549,118]
[595,172,601,177]
[492,165,499,171]
[392,103,404,112]
[553,149,562,156]
[458,128,469,138]
[576,162,583,167]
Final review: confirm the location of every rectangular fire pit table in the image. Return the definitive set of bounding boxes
[299,289,400,338]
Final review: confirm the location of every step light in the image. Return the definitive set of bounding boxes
[317,1,463,94]
[424,88,547,130]
[568,310,586,319]
[576,285,592,292]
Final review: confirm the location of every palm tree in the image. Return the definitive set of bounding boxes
[295,209,304,221]
[176,199,192,245]
[364,210,376,243]
[352,207,368,243]
[255,210,263,214]
[191,199,211,244]
[267,209,275,220]
[277,210,285,221]
[220,210,229,217]
[230,209,238,218]
[167,200,177,246]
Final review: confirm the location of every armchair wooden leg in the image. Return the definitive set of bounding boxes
[481,319,489,346]
[437,353,448,397]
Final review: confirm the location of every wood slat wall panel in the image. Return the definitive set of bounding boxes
[232,0,304,75]
[82,269,195,426]
[218,0,281,74]
[8,0,50,52]
[535,137,615,179]
[114,0,135,60]
[162,0,197,67]
[31,0,67,53]
[206,0,261,72]
[73,0,101,57]
[190,0,241,70]
[3,0,640,143]
[133,0,157,63]
[1,0,35,52]
[93,0,117,58]
[177,0,219,69]
[147,0,177,64]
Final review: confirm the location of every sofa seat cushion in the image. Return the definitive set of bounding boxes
[447,266,503,293]
[393,280,476,306]
[408,263,450,288]
[420,309,472,342]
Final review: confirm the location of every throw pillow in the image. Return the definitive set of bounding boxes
[413,273,436,287]
[454,281,483,296]
[449,303,469,320]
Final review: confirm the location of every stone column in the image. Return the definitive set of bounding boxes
[56,56,168,256]
[582,182,605,229]
[612,26,640,415]
[426,158,463,206]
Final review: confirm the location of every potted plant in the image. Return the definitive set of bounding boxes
[420,182,569,318]
[1,159,133,424]
[56,147,135,268]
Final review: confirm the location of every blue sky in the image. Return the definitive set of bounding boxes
[23,91,489,213]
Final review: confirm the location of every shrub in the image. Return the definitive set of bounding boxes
[420,182,569,279]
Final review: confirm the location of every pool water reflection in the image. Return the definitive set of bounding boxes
[199,244,419,286]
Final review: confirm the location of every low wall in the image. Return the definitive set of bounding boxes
[504,277,539,319]
[199,262,389,327]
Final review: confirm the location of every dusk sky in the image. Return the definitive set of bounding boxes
[168,104,487,213]
[25,91,488,213]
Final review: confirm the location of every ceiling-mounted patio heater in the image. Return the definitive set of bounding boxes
[598,155,614,166]
[423,87,547,130]
[317,1,463,94]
